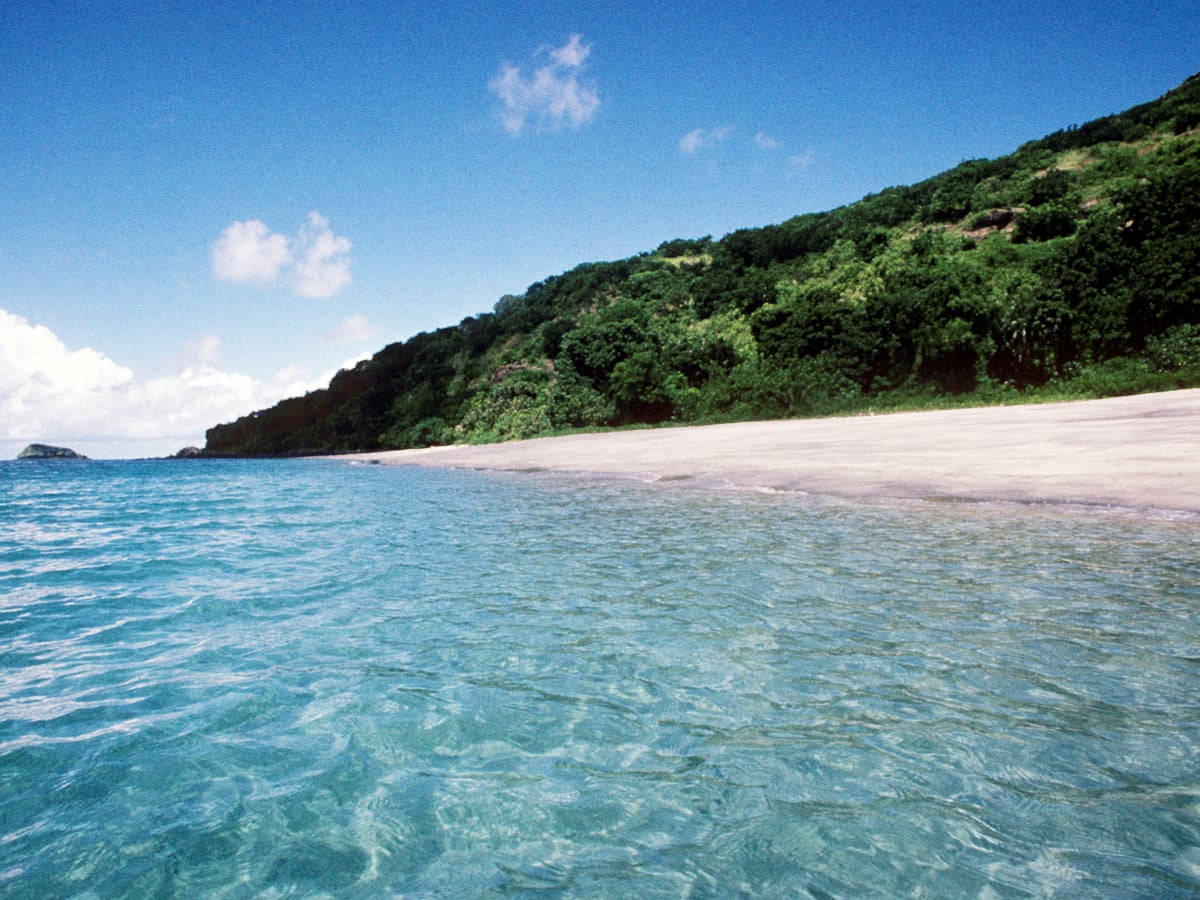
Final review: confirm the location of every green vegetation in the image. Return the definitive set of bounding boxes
[205,74,1200,456]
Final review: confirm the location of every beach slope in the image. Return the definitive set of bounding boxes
[348,390,1200,512]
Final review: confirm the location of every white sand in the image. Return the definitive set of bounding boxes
[346,389,1200,512]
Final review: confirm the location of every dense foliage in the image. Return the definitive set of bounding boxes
[206,74,1200,455]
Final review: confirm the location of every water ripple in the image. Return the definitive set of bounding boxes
[0,459,1197,895]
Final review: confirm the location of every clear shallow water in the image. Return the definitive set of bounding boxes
[1,459,1198,897]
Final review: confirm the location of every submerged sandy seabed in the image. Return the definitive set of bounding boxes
[342,389,1200,513]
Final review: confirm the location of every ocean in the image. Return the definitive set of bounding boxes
[1,458,1198,896]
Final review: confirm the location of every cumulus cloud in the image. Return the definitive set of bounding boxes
[0,310,135,421]
[489,34,599,134]
[271,351,372,399]
[291,212,352,299]
[210,220,290,283]
[317,352,373,389]
[0,308,348,452]
[678,126,734,154]
[323,314,375,345]
[209,212,351,299]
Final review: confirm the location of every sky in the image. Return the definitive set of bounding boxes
[2,0,1197,458]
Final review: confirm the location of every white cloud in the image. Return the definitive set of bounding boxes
[789,147,815,170]
[678,129,705,154]
[270,351,371,399]
[0,308,341,453]
[273,364,306,387]
[754,131,781,150]
[187,334,222,364]
[319,352,373,389]
[209,212,351,299]
[210,220,290,283]
[489,34,599,134]
[678,126,734,154]
[324,313,375,345]
[0,310,135,417]
[552,34,589,67]
[291,212,352,299]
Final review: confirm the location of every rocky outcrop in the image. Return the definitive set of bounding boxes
[17,443,87,460]
[964,207,1025,239]
[172,446,203,458]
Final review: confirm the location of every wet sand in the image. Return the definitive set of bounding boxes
[345,389,1200,513]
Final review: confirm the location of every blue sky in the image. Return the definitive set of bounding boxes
[2,0,1197,457]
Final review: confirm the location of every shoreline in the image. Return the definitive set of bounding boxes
[341,389,1200,514]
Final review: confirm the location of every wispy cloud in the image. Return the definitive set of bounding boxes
[210,212,351,299]
[185,335,222,365]
[489,34,599,134]
[677,126,814,175]
[324,313,375,345]
[754,131,781,150]
[678,126,734,154]
[678,129,705,154]
[789,147,815,171]
[552,34,589,67]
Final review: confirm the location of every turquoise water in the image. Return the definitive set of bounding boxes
[1,459,1198,897]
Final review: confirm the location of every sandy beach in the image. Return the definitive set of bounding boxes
[347,389,1200,513]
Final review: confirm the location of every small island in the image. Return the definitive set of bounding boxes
[17,443,87,460]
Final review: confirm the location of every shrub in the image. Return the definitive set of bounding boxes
[1014,203,1077,242]
[1145,323,1200,371]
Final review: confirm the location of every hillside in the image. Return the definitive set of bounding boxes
[205,74,1200,456]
